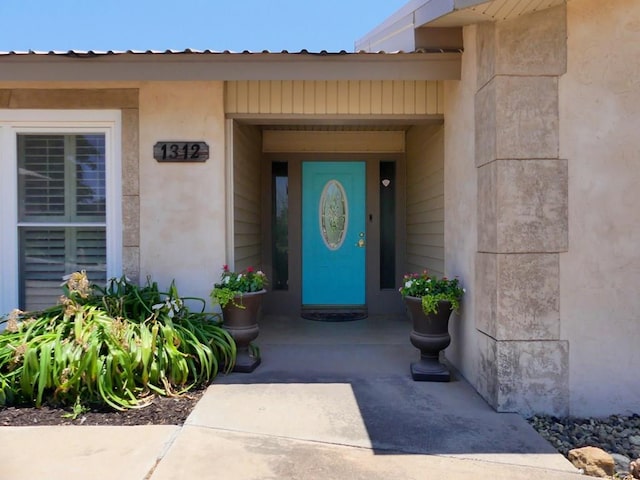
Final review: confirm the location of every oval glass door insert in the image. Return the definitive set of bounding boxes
[319,179,349,250]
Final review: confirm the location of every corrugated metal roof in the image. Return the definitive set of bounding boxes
[0,48,463,81]
[0,48,462,56]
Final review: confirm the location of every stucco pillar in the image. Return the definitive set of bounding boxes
[121,107,140,283]
[474,6,569,415]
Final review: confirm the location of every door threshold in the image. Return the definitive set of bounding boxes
[301,307,368,322]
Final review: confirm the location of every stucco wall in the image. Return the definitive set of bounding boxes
[405,124,445,277]
[560,0,640,416]
[0,84,141,299]
[139,82,227,305]
[443,25,479,385]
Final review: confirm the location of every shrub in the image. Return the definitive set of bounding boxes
[0,272,236,411]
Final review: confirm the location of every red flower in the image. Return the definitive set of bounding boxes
[247,266,254,273]
[222,264,229,272]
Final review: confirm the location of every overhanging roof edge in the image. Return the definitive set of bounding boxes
[0,52,462,81]
[356,0,492,51]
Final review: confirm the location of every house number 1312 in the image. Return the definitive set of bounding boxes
[153,141,209,162]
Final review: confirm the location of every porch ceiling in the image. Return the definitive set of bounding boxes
[262,124,411,131]
[234,117,443,128]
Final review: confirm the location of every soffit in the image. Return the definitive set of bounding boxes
[356,0,565,51]
[426,0,565,27]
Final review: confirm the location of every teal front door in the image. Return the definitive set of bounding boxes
[302,162,366,306]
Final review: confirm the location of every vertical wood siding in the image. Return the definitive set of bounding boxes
[233,123,262,271]
[226,81,444,115]
[405,125,445,277]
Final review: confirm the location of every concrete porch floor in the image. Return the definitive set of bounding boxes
[167,314,580,478]
[0,314,583,480]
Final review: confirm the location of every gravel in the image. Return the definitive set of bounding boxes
[528,414,640,477]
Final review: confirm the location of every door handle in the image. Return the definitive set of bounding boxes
[356,238,365,248]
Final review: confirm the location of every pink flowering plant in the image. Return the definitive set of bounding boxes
[210,265,268,309]
[399,271,464,315]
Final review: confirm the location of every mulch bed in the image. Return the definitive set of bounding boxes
[0,388,205,426]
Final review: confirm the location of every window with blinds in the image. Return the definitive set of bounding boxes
[17,134,107,310]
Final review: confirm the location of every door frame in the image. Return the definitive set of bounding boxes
[261,152,406,316]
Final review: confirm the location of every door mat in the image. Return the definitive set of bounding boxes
[301,310,368,322]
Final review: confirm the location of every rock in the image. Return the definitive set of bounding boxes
[631,458,640,479]
[611,453,631,474]
[568,446,615,478]
[630,435,640,447]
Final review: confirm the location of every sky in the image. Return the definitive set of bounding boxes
[0,0,409,53]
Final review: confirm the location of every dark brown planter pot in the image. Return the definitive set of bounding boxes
[404,296,452,382]
[221,289,265,373]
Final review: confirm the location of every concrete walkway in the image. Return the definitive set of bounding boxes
[0,315,582,479]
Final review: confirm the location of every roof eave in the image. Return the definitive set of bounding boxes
[355,0,490,52]
[0,52,462,82]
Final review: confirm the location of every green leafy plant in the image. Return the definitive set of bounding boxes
[62,396,89,420]
[0,272,236,412]
[399,271,465,315]
[210,265,268,309]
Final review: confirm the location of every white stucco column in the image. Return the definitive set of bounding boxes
[138,82,227,303]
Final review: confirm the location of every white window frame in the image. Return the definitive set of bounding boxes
[0,109,122,316]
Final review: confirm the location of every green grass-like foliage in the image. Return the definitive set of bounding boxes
[0,272,236,411]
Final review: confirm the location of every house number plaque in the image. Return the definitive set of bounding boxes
[154,141,209,162]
